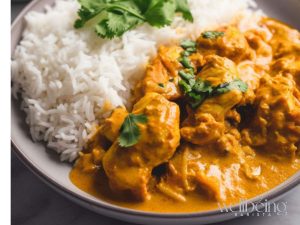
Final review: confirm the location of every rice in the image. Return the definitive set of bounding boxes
[11,0,260,162]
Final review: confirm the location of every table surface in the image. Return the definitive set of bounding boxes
[11,2,300,225]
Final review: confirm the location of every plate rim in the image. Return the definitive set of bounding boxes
[11,0,300,219]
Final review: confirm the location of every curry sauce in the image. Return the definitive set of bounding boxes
[70,17,300,213]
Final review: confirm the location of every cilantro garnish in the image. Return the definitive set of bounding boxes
[177,40,248,108]
[201,31,225,39]
[74,0,194,39]
[118,113,148,147]
[179,56,194,70]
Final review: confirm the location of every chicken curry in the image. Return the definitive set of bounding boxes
[70,17,300,213]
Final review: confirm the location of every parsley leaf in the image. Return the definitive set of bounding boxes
[201,31,225,39]
[75,0,194,39]
[118,113,148,147]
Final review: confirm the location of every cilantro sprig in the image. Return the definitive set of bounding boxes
[74,0,194,39]
[118,113,148,147]
[177,39,248,108]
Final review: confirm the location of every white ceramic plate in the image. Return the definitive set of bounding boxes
[11,0,300,224]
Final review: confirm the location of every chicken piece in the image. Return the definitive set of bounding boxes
[181,56,243,145]
[100,107,128,142]
[198,55,240,86]
[233,25,272,105]
[271,55,300,89]
[197,27,251,63]
[215,127,242,154]
[258,18,300,87]
[237,61,266,104]
[74,148,106,173]
[102,93,180,200]
[74,126,108,173]
[244,29,273,66]
[135,45,183,101]
[157,144,247,202]
[260,18,300,59]
[260,18,300,91]
[241,74,300,157]
[156,146,202,202]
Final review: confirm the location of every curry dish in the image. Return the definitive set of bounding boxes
[70,17,300,213]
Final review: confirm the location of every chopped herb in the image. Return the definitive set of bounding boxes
[119,113,148,147]
[74,0,194,39]
[180,39,197,55]
[179,70,194,81]
[169,78,174,82]
[185,47,197,54]
[175,0,194,21]
[179,56,194,70]
[178,79,192,93]
[189,94,207,109]
[188,77,196,86]
[187,91,204,101]
[177,41,247,109]
[201,31,225,39]
[181,40,197,49]
[158,83,165,88]
[181,51,190,57]
[212,79,248,95]
[192,78,213,94]
[178,75,248,109]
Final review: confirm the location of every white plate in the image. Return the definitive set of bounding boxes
[11,0,300,224]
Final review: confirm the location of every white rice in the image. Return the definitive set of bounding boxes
[12,0,261,162]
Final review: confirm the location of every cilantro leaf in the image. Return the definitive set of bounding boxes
[144,0,176,27]
[192,79,213,94]
[176,43,247,109]
[179,79,192,93]
[180,40,196,49]
[213,79,248,95]
[201,31,225,39]
[74,0,194,39]
[175,0,193,22]
[189,93,207,109]
[75,0,145,39]
[179,56,194,69]
[119,113,148,147]
[179,70,194,81]
[180,39,197,55]
[132,0,151,13]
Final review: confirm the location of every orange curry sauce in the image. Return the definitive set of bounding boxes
[70,18,300,213]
